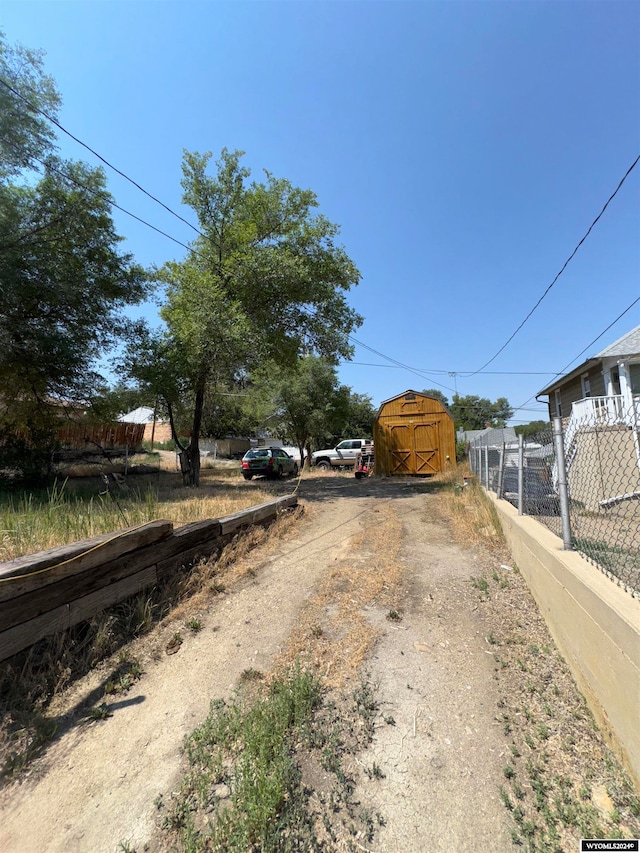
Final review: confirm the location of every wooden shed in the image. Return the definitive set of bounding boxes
[373,390,456,476]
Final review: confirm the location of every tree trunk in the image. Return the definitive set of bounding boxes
[187,380,206,487]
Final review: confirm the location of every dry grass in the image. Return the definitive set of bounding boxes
[430,463,505,549]
[274,502,405,689]
[0,465,286,562]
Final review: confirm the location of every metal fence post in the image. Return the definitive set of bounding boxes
[518,433,524,516]
[484,445,489,489]
[553,416,573,550]
[497,443,505,499]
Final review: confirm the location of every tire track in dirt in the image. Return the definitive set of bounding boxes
[353,492,513,852]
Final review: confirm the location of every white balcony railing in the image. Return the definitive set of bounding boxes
[552,395,640,493]
[570,395,638,428]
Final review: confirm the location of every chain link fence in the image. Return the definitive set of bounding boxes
[469,403,640,598]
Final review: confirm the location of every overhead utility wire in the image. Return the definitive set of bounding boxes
[36,157,198,256]
[19,155,548,420]
[464,153,640,378]
[515,294,640,412]
[0,77,205,238]
[3,82,552,421]
[348,335,457,395]
[346,363,558,375]
[550,295,640,381]
[349,336,546,415]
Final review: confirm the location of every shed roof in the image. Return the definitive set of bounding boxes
[376,389,451,416]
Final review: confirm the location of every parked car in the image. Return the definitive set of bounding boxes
[311,439,372,470]
[240,447,299,480]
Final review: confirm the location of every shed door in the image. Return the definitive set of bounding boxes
[388,421,440,474]
[414,422,439,474]
[389,424,413,474]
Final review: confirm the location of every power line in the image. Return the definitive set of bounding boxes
[3,76,597,424]
[347,337,548,417]
[551,295,640,380]
[344,362,559,375]
[348,335,457,395]
[0,76,205,239]
[14,156,550,422]
[19,153,199,258]
[464,153,640,377]
[516,295,640,412]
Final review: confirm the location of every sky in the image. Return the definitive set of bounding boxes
[2,0,639,424]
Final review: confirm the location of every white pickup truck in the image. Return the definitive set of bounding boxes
[311,439,373,470]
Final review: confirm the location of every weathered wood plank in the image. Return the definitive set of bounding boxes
[0,497,296,662]
[156,539,222,581]
[1,521,223,631]
[2,547,156,632]
[218,495,297,535]
[0,521,173,602]
[68,566,157,625]
[0,566,157,663]
[0,605,71,663]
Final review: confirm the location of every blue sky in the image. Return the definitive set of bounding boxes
[2,0,639,423]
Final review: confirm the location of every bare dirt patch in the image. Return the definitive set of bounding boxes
[0,472,638,853]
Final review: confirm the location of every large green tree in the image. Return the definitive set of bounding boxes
[0,33,147,478]
[136,148,362,484]
[0,32,60,181]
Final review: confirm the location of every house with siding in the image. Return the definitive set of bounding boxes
[537,325,640,423]
[536,325,640,509]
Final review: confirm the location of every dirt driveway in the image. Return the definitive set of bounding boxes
[1,474,636,852]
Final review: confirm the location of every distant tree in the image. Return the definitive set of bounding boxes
[271,357,349,467]
[421,388,449,408]
[449,394,513,431]
[338,392,377,440]
[200,386,257,440]
[514,420,550,439]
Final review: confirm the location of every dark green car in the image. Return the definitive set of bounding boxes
[241,447,299,480]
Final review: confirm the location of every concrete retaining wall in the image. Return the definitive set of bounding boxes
[489,492,640,789]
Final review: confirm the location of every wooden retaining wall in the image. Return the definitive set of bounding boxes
[0,495,297,663]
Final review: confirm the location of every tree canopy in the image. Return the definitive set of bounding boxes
[0,33,147,479]
[267,357,350,465]
[514,419,550,439]
[129,148,362,484]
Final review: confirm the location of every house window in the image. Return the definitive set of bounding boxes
[554,389,562,418]
[630,363,640,395]
[581,373,591,398]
